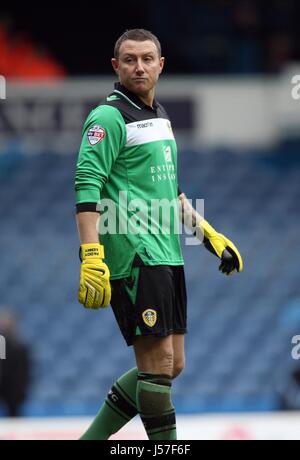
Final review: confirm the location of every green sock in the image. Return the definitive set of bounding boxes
[80,367,138,440]
[136,372,177,440]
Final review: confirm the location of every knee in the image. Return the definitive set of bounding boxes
[172,358,185,379]
[134,336,174,376]
[159,350,174,376]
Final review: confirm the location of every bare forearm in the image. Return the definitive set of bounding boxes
[178,192,204,230]
[76,212,100,244]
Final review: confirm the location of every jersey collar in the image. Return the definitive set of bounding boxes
[113,82,158,112]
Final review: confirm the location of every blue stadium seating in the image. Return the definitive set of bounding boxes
[0,145,300,416]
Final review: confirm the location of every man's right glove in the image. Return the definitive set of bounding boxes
[78,243,111,309]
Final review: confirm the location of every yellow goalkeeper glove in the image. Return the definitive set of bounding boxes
[198,220,243,275]
[78,243,111,308]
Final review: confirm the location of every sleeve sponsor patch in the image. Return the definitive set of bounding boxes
[87,125,106,145]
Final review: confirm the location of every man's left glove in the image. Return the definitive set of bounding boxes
[198,220,243,275]
[78,243,111,308]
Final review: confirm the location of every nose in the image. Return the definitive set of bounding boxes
[135,59,145,74]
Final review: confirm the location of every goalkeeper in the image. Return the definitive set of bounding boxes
[75,29,243,440]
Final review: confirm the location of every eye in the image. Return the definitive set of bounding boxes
[123,56,135,63]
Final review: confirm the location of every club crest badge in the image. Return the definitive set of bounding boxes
[142,309,157,327]
[87,125,106,145]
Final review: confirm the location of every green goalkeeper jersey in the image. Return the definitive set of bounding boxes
[75,82,184,279]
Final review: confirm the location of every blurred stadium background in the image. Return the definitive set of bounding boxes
[1,0,300,440]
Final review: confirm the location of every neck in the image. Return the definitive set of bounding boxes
[138,90,154,108]
[117,82,156,108]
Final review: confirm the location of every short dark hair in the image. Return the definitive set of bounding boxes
[114,29,161,58]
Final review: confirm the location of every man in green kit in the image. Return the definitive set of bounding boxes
[75,29,243,440]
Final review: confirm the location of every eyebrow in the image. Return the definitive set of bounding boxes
[122,52,156,58]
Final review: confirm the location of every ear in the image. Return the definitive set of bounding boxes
[159,57,165,74]
[111,58,119,74]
